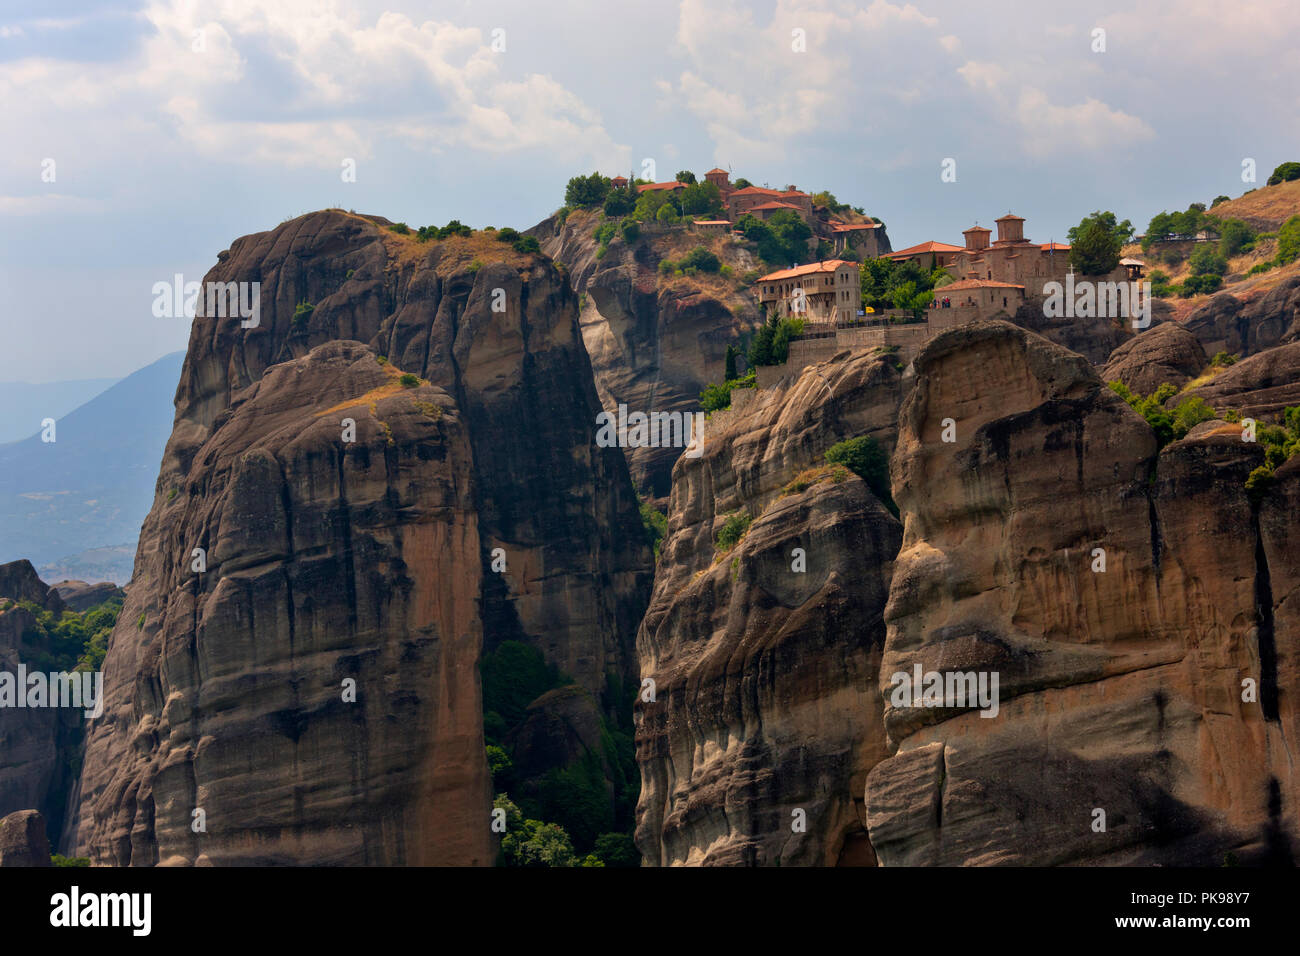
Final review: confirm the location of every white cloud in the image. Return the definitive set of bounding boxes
[0,1,627,173]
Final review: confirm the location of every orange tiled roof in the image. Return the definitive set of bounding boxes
[886,240,964,258]
[637,181,687,192]
[693,219,731,225]
[831,223,878,232]
[938,279,1025,291]
[995,213,1025,222]
[730,186,782,197]
[706,167,728,175]
[749,201,802,212]
[1040,242,1070,251]
[757,260,854,282]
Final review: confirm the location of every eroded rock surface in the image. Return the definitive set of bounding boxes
[532,211,766,499]
[69,212,652,865]
[0,810,51,866]
[866,320,1298,866]
[635,350,905,865]
[1102,321,1208,394]
[1183,276,1300,358]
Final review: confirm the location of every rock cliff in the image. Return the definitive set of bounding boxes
[69,211,652,865]
[1102,321,1208,394]
[531,210,767,499]
[866,321,1298,865]
[635,350,905,865]
[1183,276,1300,358]
[0,561,74,835]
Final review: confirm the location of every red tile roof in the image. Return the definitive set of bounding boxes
[750,201,802,212]
[758,260,854,282]
[831,223,878,232]
[886,240,965,258]
[1040,242,1070,251]
[637,181,687,192]
[706,167,728,175]
[938,279,1025,291]
[995,213,1025,222]
[693,219,731,225]
[730,186,782,197]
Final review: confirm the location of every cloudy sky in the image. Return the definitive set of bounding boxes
[2,0,1298,382]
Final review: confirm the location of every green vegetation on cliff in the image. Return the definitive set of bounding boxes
[481,640,641,867]
[11,594,122,673]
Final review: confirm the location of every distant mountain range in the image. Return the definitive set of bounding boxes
[0,351,183,582]
[0,377,119,444]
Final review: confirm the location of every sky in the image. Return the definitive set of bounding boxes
[2,0,1298,382]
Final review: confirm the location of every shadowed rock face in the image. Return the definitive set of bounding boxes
[635,351,905,866]
[0,560,65,613]
[867,320,1298,866]
[1010,300,1136,366]
[0,810,51,866]
[1183,276,1300,359]
[531,212,766,501]
[1178,341,1300,420]
[52,581,124,613]
[0,562,76,836]
[69,211,652,865]
[1103,321,1208,395]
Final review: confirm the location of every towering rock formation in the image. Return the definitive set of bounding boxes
[69,212,652,865]
[531,210,767,500]
[867,321,1298,865]
[635,350,905,865]
[0,561,75,835]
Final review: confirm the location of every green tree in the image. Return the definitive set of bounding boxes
[565,172,612,208]
[1276,215,1300,265]
[1188,243,1228,276]
[1217,218,1255,257]
[603,185,637,217]
[699,370,756,413]
[1068,211,1128,275]
[480,640,563,728]
[639,499,668,559]
[675,170,697,184]
[724,344,738,382]
[593,833,640,868]
[825,436,897,516]
[1067,210,1134,246]
[1267,161,1300,186]
[680,181,724,217]
[678,245,720,273]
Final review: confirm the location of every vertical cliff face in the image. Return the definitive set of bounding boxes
[635,352,905,865]
[867,321,1298,866]
[70,212,652,864]
[532,211,766,500]
[0,561,74,837]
